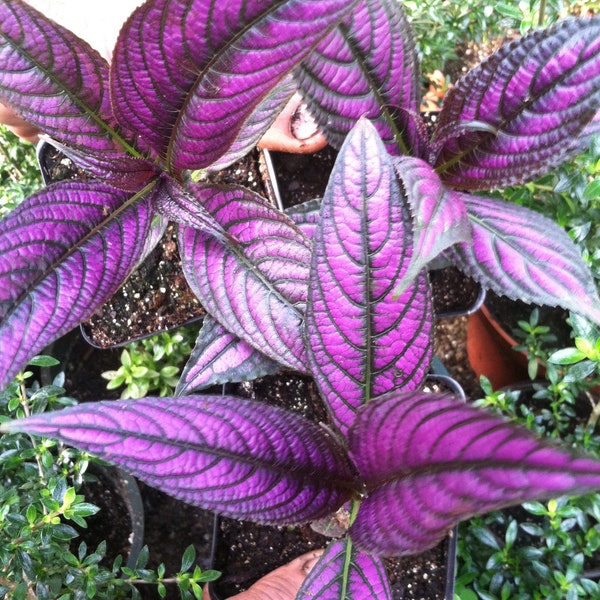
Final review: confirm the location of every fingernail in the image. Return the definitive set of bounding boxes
[302,550,325,574]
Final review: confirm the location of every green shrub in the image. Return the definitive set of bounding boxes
[0,356,218,599]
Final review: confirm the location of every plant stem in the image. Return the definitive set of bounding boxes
[538,0,546,27]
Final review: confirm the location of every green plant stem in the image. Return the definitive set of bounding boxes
[538,0,546,26]
[587,396,600,431]
[18,378,46,481]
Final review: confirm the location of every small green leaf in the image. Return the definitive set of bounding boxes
[26,504,37,525]
[583,179,600,202]
[181,545,196,572]
[28,355,60,367]
[494,3,522,19]
[199,569,221,583]
[548,347,587,365]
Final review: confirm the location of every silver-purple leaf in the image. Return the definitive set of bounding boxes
[4,395,355,524]
[111,1,298,167]
[152,175,231,245]
[450,193,600,324]
[0,180,157,389]
[297,539,392,600]
[166,0,360,171]
[433,16,600,190]
[176,316,280,395]
[295,0,426,157]
[179,185,311,372]
[306,119,433,434]
[285,198,322,239]
[391,156,471,296]
[39,137,158,193]
[208,78,298,171]
[348,391,600,556]
[0,0,133,159]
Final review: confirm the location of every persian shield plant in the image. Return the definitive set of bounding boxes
[3,0,600,598]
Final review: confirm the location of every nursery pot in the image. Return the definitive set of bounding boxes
[466,292,573,390]
[466,303,530,390]
[78,464,145,570]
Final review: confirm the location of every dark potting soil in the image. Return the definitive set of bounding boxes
[81,223,206,348]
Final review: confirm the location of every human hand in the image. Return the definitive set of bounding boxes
[204,549,324,600]
[0,103,40,144]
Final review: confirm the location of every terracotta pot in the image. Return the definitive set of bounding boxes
[467,304,530,390]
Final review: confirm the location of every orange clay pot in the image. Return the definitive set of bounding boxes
[467,304,530,390]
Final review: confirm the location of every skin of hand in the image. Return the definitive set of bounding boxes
[204,549,324,600]
[0,103,40,143]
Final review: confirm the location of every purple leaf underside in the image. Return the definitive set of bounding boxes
[179,185,311,372]
[433,16,600,190]
[5,396,354,524]
[39,138,158,193]
[166,0,360,170]
[451,193,600,325]
[153,175,231,244]
[176,316,281,395]
[296,0,426,157]
[298,539,392,600]
[0,0,130,159]
[348,391,600,556]
[391,156,471,297]
[306,119,433,434]
[0,180,156,389]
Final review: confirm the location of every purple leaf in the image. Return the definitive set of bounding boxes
[111,1,297,166]
[179,185,311,372]
[176,316,281,395]
[285,199,322,239]
[162,0,359,171]
[152,175,232,245]
[306,119,433,434]
[4,395,355,524]
[450,193,600,324]
[348,391,600,556]
[39,138,158,193]
[208,78,297,171]
[433,16,600,190]
[297,539,392,600]
[0,0,134,159]
[0,180,157,389]
[295,0,426,157]
[573,108,600,155]
[391,157,471,296]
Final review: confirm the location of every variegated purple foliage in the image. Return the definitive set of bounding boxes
[0,0,359,388]
[295,2,600,323]
[297,538,392,599]
[4,2,600,599]
[305,119,434,434]
[8,390,600,563]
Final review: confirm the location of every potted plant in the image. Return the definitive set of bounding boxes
[2,1,600,598]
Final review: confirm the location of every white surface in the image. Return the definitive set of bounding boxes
[24,0,144,59]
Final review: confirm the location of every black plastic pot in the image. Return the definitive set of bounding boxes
[79,464,145,570]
